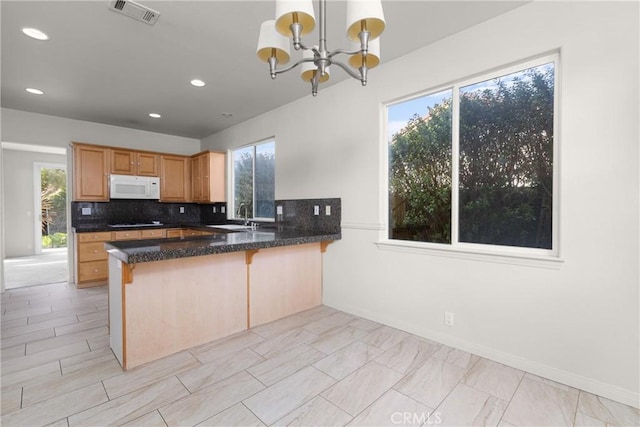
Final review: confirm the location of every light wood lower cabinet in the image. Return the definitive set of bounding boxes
[141,228,167,238]
[76,231,112,288]
[76,228,209,287]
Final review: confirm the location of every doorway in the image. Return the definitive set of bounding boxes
[1,144,69,290]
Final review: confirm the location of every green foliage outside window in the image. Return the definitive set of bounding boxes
[233,141,275,220]
[41,168,67,248]
[389,62,554,250]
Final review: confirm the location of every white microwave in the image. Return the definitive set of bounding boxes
[110,174,160,199]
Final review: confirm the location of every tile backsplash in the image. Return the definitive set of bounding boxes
[71,200,226,228]
[274,198,341,233]
[71,198,341,233]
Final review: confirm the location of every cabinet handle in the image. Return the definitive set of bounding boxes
[94,269,98,272]
[93,250,98,253]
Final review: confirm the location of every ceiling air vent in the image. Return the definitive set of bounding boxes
[108,0,160,25]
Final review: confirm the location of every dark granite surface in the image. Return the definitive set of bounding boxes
[105,227,341,264]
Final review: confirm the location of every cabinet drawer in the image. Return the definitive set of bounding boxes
[183,229,203,237]
[166,229,184,238]
[78,260,108,282]
[113,230,142,240]
[141,229,167,238]
[78,242,108,262]
[78,231,112,242]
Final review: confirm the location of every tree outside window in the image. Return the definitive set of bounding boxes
[232,140,275,220]
[388,59,555,251]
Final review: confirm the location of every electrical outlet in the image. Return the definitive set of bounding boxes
[444,312,455,327]
[179,206,185,214]
[314,205,320,215]
[277,205,283,215]
[212,206,217,213]
[325,205,331,216]
[221,206,225,214]
[81,207,92,215]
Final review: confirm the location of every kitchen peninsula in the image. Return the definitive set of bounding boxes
[105,225,340,370]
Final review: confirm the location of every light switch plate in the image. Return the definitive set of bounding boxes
[277,206,283,215]
[325,205,331,216]
[81,207,91,215]
[314,206,320,215]
[179,206,185,214]
[221,206,225,214]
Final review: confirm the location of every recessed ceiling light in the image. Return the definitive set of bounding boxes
[22,27,49,41]
[149,113,161,118]
[26,88,44,95]
[190,79,206,87]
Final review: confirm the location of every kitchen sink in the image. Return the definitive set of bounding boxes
[207,224,251,230]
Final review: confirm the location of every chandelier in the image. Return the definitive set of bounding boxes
[256,0,385,96]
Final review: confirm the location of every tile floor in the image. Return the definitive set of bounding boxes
[3,248,68,289]
[1,282,638,427]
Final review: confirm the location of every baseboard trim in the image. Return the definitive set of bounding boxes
[323,298,640,409]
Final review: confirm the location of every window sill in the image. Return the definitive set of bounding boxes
[375,240,564,270]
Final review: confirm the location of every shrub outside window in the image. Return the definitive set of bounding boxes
[387,56,557,254]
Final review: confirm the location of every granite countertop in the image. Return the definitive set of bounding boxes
[104,226,341,264]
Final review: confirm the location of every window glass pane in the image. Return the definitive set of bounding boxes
[255,141,275,218]
[459,63,554,249]
[233,146,254,219]
[388,89,453,243]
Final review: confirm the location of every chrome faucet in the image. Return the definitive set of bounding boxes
[239,203,249,226]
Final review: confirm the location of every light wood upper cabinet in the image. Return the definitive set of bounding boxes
[160,154,191,202]
[111,149,159,177]
[191,151,225,203]
[73,143,110,201]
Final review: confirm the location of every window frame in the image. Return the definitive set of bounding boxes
[380,53,561,267]
[228,137,276,222]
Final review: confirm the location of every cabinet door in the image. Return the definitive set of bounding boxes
[137,152,159,177]
[207,152,226,203]
[73,144,109,201]
[110,149,136,175]
[192,152,225,203]
[191,154,203,202]
[160,155,191,202]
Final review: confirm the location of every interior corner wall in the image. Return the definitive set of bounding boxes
[2,151,66,257]
[201,2,639,407]
[0,108,201,155]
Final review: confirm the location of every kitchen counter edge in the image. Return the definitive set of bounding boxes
[104,230,341,264]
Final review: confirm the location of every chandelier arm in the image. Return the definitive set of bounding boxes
[272,57,316,76]
[328,48,364,59]
[331,60,364,81]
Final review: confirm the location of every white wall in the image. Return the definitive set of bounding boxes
[202,1,639,407]
[2,150,66,257]
[1,108,200,154]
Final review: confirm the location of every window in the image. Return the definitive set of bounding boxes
[231,139,275,221]
[387,56,557,255]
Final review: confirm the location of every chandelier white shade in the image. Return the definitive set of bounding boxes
[346,0,385,41]
[301,46,330,82]
[257,0,385,96]
[348,37,380,69]
[275,0,316,38]
[256,20,291,64]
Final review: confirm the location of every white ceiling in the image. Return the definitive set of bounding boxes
[1,1,526,140]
